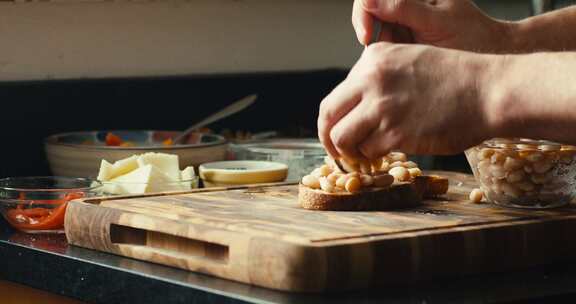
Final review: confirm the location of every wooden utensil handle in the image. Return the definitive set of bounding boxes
[109,224,229,264]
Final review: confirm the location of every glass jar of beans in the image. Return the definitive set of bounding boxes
[465,138,576,209]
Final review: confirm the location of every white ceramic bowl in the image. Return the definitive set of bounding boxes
[45,130,228,178]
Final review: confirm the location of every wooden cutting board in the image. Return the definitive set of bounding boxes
[65,171,576,293]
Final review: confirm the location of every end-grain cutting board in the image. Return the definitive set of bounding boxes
[65,172,576,293]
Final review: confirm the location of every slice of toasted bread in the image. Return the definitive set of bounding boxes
[299,175,448,211]
[422,175,450,197]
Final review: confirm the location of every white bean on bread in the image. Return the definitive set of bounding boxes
[302,152,424,194]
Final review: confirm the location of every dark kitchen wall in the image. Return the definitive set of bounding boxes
[0,70,346,177]
[0,69,473,178]
[1,0,540,177]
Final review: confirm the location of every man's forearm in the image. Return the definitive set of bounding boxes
[507,6,576,53]
[486,52,576,144]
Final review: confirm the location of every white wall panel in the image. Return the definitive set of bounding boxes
[0,0,533,81]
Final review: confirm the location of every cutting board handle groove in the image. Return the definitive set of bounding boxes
[109,224,229,264]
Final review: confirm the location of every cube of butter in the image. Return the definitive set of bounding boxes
[97,160,114,181]
[112,155,139,177]
[137,153,180,181]
[178,166,197,190]
[181,166,196,180]
[97,156,139,182]
[110,164,177,194]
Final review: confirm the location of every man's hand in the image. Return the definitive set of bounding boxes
[318,42,501,160]
[352,0,513,53]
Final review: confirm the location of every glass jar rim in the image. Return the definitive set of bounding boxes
[481,138,573,149]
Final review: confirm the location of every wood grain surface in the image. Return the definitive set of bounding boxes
[65,171,576,293]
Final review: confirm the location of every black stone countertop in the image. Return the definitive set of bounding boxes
[2,220,576,304]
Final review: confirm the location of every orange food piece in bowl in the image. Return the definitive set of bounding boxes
[105,133,124,146]
[4,192,85,232]
[162,138,174,146]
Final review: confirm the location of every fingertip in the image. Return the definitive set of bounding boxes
[353,21,371,46]
[330,126,365,162]
[356,28,368,46]
[317,119,339,160]
[326,144,340,160]
[353,0,371,45]
[320,136,340,160]
[329,128,349,160]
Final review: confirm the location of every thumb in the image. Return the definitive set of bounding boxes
[362,0,434,30]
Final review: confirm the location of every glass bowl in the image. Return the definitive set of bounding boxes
[229,139,326,183]
[465,138,576,209]
[0,177,102,233]
[101,177,199,195]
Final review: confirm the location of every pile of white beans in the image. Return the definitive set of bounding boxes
[466,139,576,208]
[301,152,423,193]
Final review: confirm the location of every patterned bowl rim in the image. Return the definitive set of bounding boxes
[44,130,228,151]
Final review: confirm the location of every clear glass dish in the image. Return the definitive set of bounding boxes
[465,138,576,209]
[0,177,102,233]
[101,177,199,195]
[229,139,326,183]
